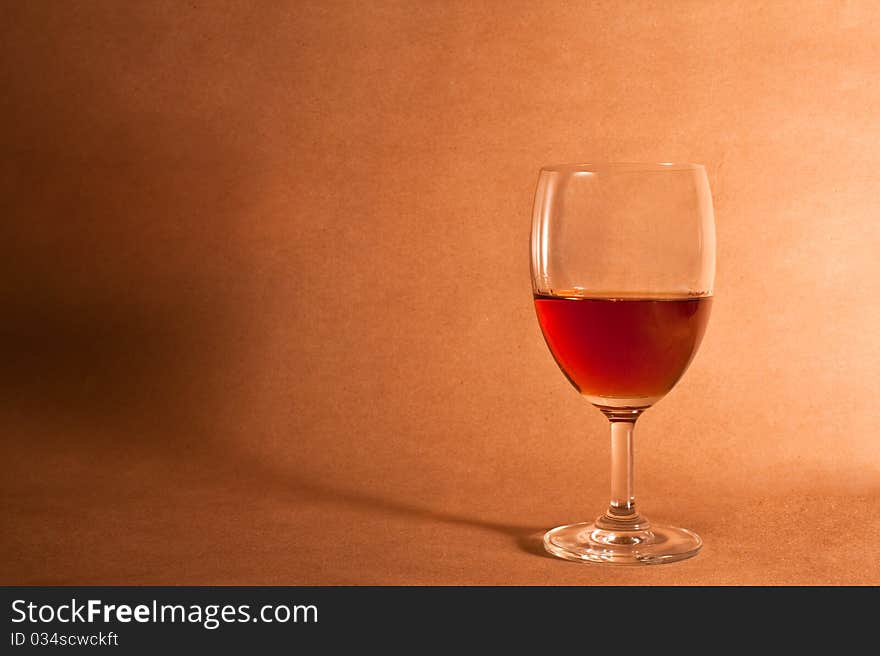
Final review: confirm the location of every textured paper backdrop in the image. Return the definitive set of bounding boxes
[2,1,879,584]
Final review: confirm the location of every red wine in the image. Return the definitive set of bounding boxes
[534,293,711,407]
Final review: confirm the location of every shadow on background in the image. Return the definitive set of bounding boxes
[247,468,551,557]
[0,5,257,452]
[0,4,549,565]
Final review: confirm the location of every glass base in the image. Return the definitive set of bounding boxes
[543,518,702,565]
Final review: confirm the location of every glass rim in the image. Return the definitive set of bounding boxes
[540,162,705,173]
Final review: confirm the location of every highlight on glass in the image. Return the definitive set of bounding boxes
[530,162,715,564]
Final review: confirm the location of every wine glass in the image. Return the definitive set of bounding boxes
[531,162,715,564]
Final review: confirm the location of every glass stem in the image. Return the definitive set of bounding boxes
[597,411,647,531]
[609,419,636,514]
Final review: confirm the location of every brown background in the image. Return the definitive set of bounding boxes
[2,1,879,585]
